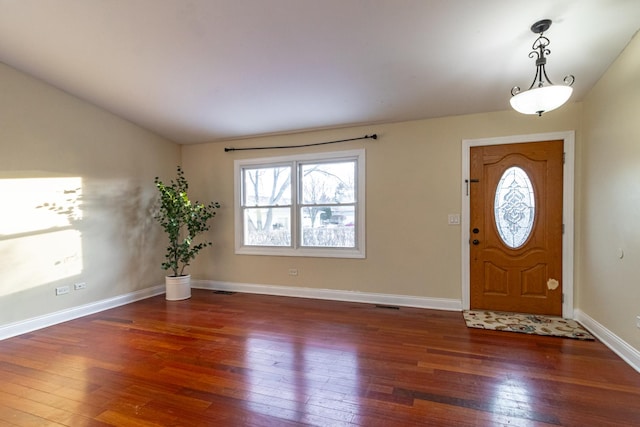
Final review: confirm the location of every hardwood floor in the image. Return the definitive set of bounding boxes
[0,290,639,426]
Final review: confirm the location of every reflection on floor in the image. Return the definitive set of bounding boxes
[0,290,638,426]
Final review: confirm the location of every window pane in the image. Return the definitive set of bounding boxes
[494,166,535,248]
[244,207,291,246]
[301,161,355,204]
[300,205,355,247]
[243,166,291,206]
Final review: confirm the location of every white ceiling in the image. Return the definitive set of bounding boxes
[1,1,639,144]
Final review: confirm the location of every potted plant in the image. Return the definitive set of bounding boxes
[154,166,220,300]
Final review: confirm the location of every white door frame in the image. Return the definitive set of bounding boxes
[461,131,575,318]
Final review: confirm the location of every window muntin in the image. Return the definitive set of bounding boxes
[494,166,535,248]
[235,150,365,258]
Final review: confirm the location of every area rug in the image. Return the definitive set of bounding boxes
[463,310,594,340]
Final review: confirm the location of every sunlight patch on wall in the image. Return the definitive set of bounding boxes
[0,177,83,296]
[0,177,83,235]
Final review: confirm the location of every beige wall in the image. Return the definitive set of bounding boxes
[4,30,637,358]
[0,63,180,326]
[580,32,640,350]
[182,106,581,301]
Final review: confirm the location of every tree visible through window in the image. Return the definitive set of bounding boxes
[235,150,365,258]
[300,161,356,248]
[243,165,292,246]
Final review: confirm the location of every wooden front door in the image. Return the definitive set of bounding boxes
[470,140,563,315]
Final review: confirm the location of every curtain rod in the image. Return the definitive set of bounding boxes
[224,134,377,152]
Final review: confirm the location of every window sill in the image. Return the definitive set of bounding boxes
[235,246,366,259]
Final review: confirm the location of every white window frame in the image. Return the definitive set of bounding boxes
[234,149,366,258]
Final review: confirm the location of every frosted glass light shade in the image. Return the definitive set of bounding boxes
[510,85,573,115]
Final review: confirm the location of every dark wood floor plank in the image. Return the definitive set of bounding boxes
[1,290,639,426]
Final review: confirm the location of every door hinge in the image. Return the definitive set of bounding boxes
[562,223,565,234]
[562,293,565,303]
[563,152,566,164]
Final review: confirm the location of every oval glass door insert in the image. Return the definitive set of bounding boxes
[494,166,535,248]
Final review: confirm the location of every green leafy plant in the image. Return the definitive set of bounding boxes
[154,166,220,277]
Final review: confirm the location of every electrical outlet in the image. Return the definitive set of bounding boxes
[288,268,298,276]
[448,214,460,225]
[55,286,70,296]
[74,282,87,290]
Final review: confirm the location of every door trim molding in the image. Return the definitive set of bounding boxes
[461,131,575,318]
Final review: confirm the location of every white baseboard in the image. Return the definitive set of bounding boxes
[192,279,462,311]
[574,309,640,373]
[0,281,459,341]
[0,281,460,342]
[7,282,637,375]
[0,285,165,341]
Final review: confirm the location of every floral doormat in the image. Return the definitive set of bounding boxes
[463,310,595,340]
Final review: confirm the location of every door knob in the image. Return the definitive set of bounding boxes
[472,239,480,245]
[472,228,479,234]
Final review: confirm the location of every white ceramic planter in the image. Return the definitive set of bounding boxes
[165,274,191,301]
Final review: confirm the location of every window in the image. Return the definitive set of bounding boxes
[494,166,535,248]
[235,149,365,258]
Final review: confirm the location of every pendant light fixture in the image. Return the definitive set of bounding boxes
[510,19,575,116]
